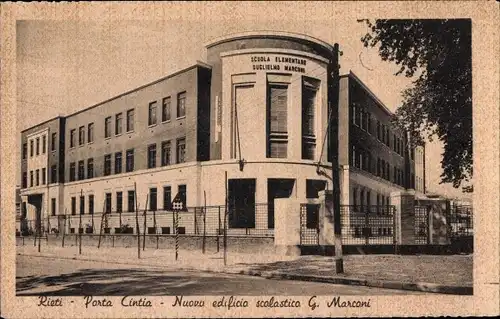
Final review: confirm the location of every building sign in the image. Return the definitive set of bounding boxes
[251,55,307,73]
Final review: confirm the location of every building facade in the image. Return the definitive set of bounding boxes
[18,31,425,235]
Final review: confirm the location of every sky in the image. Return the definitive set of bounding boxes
[15,5,470,200]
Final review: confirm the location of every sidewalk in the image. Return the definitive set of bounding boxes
[17,242,473,295]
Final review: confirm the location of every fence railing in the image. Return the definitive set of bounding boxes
[16,203,273,238]
[448,204,473,237]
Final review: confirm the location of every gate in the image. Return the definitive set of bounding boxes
[414,206,429,244]
[299,203,320,245]
[340,205,396,245]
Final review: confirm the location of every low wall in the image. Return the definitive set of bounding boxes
[16,234,275,255]
[300,243,473,255]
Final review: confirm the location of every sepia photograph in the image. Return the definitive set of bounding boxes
[1,1,498,318]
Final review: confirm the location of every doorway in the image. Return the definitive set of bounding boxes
[228,179,256,228]
[267,179,295,229]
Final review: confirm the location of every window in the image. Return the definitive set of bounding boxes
[77,160,84,180]
[302,81,316,160]
[79,195,85,215]
[116,192,123,213]
[163,186,172,210]
[105,193,112,213]
[51,198,56,216]
[88,123,94,143]
[70,129,75,148]
[22,143,27,159]
[176,138,186,164]
[35,169,40,186]
[71,197,76,215]
[104,154,111,176]
[42,167,46,185]
[267,85,288,158]
[79,126,85,145]
[87,158,94,179]
[88,195,94,215]
[127,190,135,212]
[69,162,75,182]
[148,101,157,126]
[22,172,27,188]
[50,165,57,184]
[51,133,57,151]
[30,140,34,157]
[366,191,371,206]
[386,162,390,180]
[30,171,33,187]
[36,138,40,155]
[115,113,123,135]
[126,109,134,132]
[177,92,186,118]
[115,152,122,174]
[178,184,187,207]
[149,188,157,211]
[161,141,171,166]
[126,149,134,172]
[148,144,157,168]
[162,97,171,122]
[42,136,46,153]
[105,117,112,138]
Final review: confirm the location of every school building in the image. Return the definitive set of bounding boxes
[18,31,426,237]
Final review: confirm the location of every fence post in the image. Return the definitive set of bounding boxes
[175,210,179,261]
[217,206,221,252]
[143,209,147,251]
[364,206,369,245]
[153,210,158,249]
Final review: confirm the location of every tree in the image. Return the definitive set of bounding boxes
[360,19,472,189]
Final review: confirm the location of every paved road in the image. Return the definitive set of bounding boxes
[17,255,426,296]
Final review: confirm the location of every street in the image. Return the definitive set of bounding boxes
[16,255,425,296]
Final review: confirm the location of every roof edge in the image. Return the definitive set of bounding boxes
[206,31,335,53]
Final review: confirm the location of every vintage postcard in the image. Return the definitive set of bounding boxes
[1,1,498,318]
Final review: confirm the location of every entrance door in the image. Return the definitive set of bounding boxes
[228,179,256,228]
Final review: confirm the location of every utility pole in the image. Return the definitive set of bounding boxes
[329,44,344,273]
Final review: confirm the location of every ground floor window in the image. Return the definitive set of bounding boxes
[267,179,295,229]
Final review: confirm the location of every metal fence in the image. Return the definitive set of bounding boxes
[448,204,473,237]
[17,203,273,238]
[339,205,395,245]
[299,204,396,246]
[414,206,429,244]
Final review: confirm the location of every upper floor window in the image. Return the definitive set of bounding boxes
[30,171,33,187]
[302,80,317,160]
[88,123,94,143]
[30,140,34,157]
[50,165,57,184]
[78,160,85,180]
[42,167,46,185]
[69,162,75,182]
[104,154,111,176]
[115,113,122,135]
[36,137,40,155]
[126,149,134,172]
[22,143,27,160]
[115,152,122,174]
[51,132,57,151]
[87,158,94,179]
[267,85,288,158]
[162,97,171,122]
[70,129,76,148]
[22,172,27,188]
[79,126,85,145]
[177,92,186,118]
[42,135,46,154]
[148,101,157,126]
[148,144,157,169]
[126,109,134,132]
[176,138,186,164]
[105,117,112,138]
[161,141,171,166]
